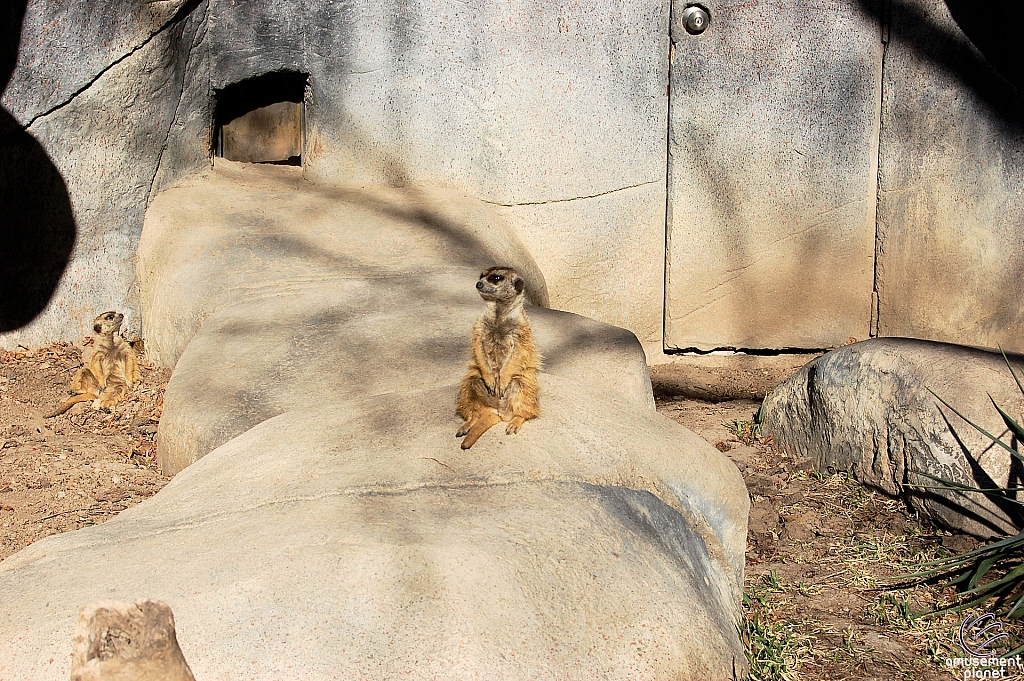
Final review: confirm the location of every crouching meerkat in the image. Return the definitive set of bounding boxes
[47,311,140,417]
[456,267,541,449]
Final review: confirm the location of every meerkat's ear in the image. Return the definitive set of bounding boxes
[514,277,525,294]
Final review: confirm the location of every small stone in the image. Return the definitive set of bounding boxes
[70,600,196,681]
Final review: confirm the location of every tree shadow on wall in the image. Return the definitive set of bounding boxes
[857,0,1024,123]
[0,1,75,332]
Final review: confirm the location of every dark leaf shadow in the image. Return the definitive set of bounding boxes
[0,1,76,332]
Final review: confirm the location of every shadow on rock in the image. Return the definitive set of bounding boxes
[0,1,76,331]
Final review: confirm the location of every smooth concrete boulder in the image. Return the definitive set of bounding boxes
[763,338,1024,537]
[0,378,749,680]
[0,161,752,678]
[138,161,550,369]
[139,162,653,474]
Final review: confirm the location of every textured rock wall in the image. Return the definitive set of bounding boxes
[4,0,1024,353]
[1,0,669,349]
[1,0,210,345]
[206,0,670,344]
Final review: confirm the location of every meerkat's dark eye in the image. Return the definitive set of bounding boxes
[489,274,503,283]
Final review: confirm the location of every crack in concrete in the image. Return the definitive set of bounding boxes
[147,1,209,207]
[21,0,202,132]
[17,476,719,561]
[480,180,658,207]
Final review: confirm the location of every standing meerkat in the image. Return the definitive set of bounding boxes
[456,267,541,449]
[47,311,140,417]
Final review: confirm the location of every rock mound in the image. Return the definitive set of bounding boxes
[763,338,1024,537]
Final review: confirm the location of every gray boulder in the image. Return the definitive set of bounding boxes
[763,338,1024,537]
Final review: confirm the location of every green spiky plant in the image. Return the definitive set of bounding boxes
[899,350,1024,651]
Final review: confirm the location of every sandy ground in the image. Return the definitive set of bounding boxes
[0,341,169,560]
[655,393,1015,680]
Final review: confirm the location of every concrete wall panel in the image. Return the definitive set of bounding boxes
[491,182,666,345]
[2,0,671,348]
[233,0,672,344]
[665,0,882,350]
[875,0,1024,352]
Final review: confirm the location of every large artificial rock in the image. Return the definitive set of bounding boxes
[0,382,748,680]
[0,162,749,678]
[137,161,550,369]
[137,162,650,473]
[763,338,1024,537]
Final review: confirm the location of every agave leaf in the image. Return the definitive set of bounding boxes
[1007,593,1024,618]
[1000,347,1024,399]
[969,555,1001,589]
[907,482,1024,494]
[907,471,1024,507]
[913,530,1024,571]
[899,372,1024,619]
[958,563,1024,598]
[991,396,1024,443]
[930,590,1005,617]
[927,389,1024,464]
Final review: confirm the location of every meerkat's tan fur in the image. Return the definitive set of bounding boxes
[47,311,140,418]
[456,267,541,449]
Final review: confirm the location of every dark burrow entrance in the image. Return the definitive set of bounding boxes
[214,71,308,166]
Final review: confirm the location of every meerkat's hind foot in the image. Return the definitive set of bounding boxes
[456,419,473,438]
[505,416,526,435]
[461,412,501,449]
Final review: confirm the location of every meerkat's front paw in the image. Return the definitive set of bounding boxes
[505,416,526,435]
[456,420,473,438]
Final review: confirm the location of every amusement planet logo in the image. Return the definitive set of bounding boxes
[945,612,1020,680]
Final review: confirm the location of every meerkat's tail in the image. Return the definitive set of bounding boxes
[46,393,93,418]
